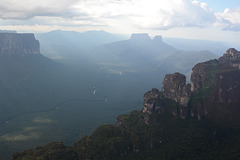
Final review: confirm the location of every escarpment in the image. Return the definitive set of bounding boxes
[143,48,240,124]
[0,33,40,56]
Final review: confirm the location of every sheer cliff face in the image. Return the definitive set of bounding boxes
[190,61,212,93]
[143,88,164,115]
[0,33,40,56]
[190,48,240,102]
[191,48,240,93]
[190,50,240,122]
[143,48,240,124]
[162,72,190,107]
[142,88,180,124]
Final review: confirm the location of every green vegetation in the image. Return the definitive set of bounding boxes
[0,55,147,159]
[0,32,233,159]
[12,142,77,160]
[9,54,240,159]
[12,110,240,160]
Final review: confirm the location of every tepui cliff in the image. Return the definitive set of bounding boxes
[0,33,40,56]
[143,48,240,124]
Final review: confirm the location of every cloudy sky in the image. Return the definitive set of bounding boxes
[0,0,240,45]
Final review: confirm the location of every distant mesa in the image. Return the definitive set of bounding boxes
[0,33,40,56]
[153,35,163,42]
[131,33,151,41]
[130,33,163,42]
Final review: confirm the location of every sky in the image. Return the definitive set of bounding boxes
[0,0,240,46]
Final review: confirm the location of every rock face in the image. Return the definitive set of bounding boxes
[162,72,190,106]
[190,60,216,93]
[143,48,240,124]
[0,33,40,56]
[218,48,240,69]
[143,73,190,121]
[190,51,240,121]
[142,88,161,124]
[143,88,161,114]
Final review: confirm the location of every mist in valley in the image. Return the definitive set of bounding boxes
[0,30,223,158]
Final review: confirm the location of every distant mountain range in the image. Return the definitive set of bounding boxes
[163,37,230,55]
[35,30,127,61]
[88,32,218,79]
[36,30,219,78]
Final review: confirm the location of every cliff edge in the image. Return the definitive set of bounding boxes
[0,33,40,56]
[143,48,240,125]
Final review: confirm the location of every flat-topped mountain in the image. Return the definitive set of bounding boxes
[130,33,151,41]
[0,33,76,159]
[91,33,218,78]
[98,33,175,58]
[0,33,40,56]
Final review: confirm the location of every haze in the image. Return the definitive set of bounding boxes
[1,0,240,159]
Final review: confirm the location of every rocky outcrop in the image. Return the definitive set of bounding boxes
[218,48,240,69]
[143,73,190,121]
[162,72,190,106]
[142,88,163,124]
[143,88,184,123]
[143,88,162,114]
[189,58,240,121]
[162,72,190,119]
[143,48,240,124]
[189,48,240,120]
[0,33,40,56]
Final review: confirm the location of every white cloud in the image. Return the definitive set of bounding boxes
[0,0,77,19]
[0,0,239,33]
[222,8,240,24]
[72,0,217,30]
[0,0,217,30]
[215,7,240,31]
